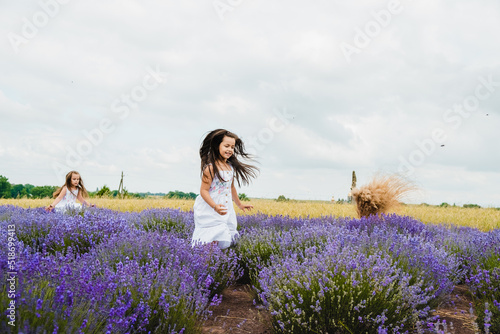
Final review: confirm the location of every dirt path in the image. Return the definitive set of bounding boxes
[202,284,478,333]
[202,284,271,333]
[432,285,478,334]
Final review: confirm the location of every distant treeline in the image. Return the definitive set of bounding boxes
[0,175,198,200]
[0,175,58,199]
[165,191,197,200]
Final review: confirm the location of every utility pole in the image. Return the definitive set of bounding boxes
[118,171,124,199]
[348,171,356,203]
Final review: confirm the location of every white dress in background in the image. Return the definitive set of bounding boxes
[55,188,82,213]
[191,165,239,249]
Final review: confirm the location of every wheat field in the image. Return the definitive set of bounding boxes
[1,197,498,231]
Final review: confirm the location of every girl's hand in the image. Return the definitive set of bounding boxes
[238,204,253,212]
[45,205,54,212]
[214,204,228,215]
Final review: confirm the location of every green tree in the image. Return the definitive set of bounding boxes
[10,184,28,198]
[0,175,12,198]
[95,185,111,197]
[463,203,481,209]
[239,193,250,201]
[31,186,57,199]
[276,195,289,202]
[24,184,34,195]
[165,191,197,200]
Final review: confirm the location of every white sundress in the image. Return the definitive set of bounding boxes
[55,188,82,213]
[191,165,239,249]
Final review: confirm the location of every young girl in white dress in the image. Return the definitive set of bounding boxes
[45,171,94,213]
[191,129,259,249]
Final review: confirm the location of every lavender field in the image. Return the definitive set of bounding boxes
[1,205,499,333]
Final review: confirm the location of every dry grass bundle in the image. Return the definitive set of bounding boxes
[351,174,416,218]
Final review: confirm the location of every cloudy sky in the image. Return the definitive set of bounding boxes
[1,0,500,207]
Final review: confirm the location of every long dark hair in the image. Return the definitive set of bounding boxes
[199,129,259,187]
[53,171,89,198]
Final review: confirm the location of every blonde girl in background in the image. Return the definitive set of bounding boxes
[191,129,259,249]
[45,171,93,212]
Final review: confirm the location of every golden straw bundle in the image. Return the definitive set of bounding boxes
[351,174,415,218]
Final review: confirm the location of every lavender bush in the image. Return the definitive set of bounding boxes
[0,206,239,333]
[6,206,130,256]
[132,208,194,239]
[235,214,479,332]
[258,245,431,333]
[1,205,499,333]
[464,229,500,333]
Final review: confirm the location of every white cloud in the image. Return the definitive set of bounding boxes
[204,95,256,115]
[1,0,499,206]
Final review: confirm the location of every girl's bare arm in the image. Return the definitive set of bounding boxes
[231,180,253,212]
[46,186,66,210]
[76,190,91,206]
